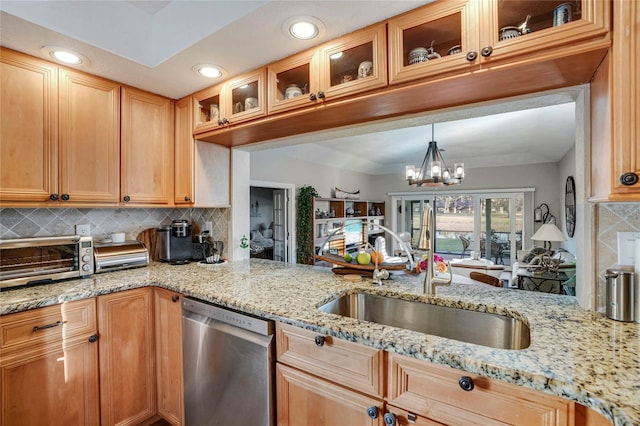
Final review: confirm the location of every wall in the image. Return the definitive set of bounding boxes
[0,207,229,256]
[596,202,640,312]
[558,144,578,255]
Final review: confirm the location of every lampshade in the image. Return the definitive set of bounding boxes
[531,223,566,249]
[405,124,464,187]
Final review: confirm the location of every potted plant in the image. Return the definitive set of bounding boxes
[296,185,318,264]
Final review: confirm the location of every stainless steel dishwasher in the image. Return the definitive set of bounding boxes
[182,297,275,426]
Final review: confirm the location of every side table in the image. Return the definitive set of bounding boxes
[516,268,569,294]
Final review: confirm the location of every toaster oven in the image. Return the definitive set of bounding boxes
[0,235,94,289]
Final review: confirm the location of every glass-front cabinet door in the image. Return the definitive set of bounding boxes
[225,69,266,124]
[193,83,224,133]
[388,0,478,85]
[318,23,387,101]
[267,48,319,114]
[479,0,610,62]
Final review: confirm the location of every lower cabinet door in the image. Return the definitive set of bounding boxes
[0,338,99,426]
[276,363,384,426]
[98,288,156,426]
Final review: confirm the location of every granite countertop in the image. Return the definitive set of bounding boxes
[1,259,638,425]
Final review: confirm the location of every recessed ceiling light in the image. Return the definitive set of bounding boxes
[283,16,325,41]
[41,46,89,66]
[193,64,223,78]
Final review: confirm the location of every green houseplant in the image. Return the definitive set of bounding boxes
[296,185,318,264]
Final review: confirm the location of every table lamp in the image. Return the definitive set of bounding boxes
[531,223,567,250]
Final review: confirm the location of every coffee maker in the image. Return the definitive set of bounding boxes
[157,220,192,264]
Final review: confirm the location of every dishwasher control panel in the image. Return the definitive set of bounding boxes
[183,297,273,336]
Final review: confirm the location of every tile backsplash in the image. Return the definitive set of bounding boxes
[0,207,229,249]
[596,202,640,312]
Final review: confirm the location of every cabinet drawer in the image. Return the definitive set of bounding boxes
[276,322,384,397]
[1,298,96,354]
[388,353,574,426]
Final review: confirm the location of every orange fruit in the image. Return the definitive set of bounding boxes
[370,250,383,265]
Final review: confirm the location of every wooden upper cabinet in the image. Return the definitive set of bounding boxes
[174,96,195,205]
[224,68,267,124]
[0,48,58,203]
[317,23,387,101]
[58,69,120,204]
[609,0,639,199]
[121,86,175,205]
[388,0,611,85]
[267,48,319,114]
[192,82,225,134]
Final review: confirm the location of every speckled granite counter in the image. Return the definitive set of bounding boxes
[1,259,638,425]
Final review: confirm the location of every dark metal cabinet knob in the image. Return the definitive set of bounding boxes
[466,51,478,62]
[383,412,397,425]
[123,195,131,202]
[309,93,317,101]
[49,193,59,201]
[317,91,325,99]
[88,334,98,343]
[314,335,326,347]
[218,118,229,126]
[620,172,639,186]
[481,46,493,57]
[60,193,70,201]
[184,195,191,202]
[366,406,379,419]
[172,295,179,303]
[459,376,475,391]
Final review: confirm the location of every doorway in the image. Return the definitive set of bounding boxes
[249,181,295,263]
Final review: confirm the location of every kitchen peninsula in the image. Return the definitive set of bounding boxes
[1,259,637,425]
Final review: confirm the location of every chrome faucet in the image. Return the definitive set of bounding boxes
[418,203,452,295]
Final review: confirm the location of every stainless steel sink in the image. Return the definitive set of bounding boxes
[319,293,530,350]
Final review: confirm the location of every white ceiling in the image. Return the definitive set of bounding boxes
[0,0,577,173]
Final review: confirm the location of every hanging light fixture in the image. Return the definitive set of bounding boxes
[405,123,464,187]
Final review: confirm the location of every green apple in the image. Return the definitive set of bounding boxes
[356,252,371,265]
[344,253,353,263]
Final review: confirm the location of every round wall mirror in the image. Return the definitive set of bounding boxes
[565,176,576,238]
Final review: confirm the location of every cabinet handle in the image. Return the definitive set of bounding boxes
[383,412,397,425]
[407,412,417,422]
[309,93,317,101]
[317,91,325,99]
[33,320,62,332]
[366,406,379,419]
[172,295,180,303]
[466,51,478,62]
[218,118,229,126]
[49,194,59,201]
[123,195,131,202]
[620,172,639,186]
[184,195,191,202]
[88,334,98,343]
[60,193,70,201]
[314,335,326,347]
[458,376,475,391]
[481,46,493,57]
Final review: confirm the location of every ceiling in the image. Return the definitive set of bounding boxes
[0,1,577,173]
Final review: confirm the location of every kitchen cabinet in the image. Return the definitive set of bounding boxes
[590,0,640,201]
[175,95,231,207]
[388,352,574,426]
[276,322,385,425]
[174,96,195,205]
[312,198,385,261]
[388,0,610,85]
[0,298,99,426]
[121,86,175,205]
[267,23,387,115]
[154,288,184,426]
[98,288,156,426]
[1,48,58,203]
[193,68,266,134]
[58,68,120,204]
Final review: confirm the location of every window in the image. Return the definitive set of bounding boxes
[391,190,532,267]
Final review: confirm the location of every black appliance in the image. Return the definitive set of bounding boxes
[157,220,192,264]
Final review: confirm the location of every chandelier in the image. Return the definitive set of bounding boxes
[405,124,464,187]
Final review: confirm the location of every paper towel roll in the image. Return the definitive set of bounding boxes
[635,238,640,323]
